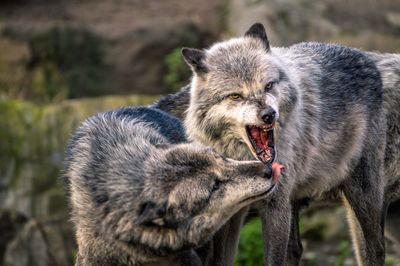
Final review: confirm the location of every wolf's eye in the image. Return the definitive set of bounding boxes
[264,82,275,92]
[228,94,243,101]
[212,179,222,192]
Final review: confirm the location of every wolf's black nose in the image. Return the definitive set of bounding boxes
[263,164,273,179]
[261,109,276,125]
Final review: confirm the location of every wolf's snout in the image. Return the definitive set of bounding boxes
[260,108,277,125]
[262,164,273,179]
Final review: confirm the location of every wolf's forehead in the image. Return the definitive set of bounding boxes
[208,52,265,81]
[204,39,276,87]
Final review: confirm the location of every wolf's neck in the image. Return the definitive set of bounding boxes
[185,121,253,161]
[213,139,254,161]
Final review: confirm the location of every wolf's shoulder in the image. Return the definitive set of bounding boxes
[287,41,382,110]
[290,42,381,83]
[290,42,354,53]
[152,85,190,121]
[87,106,187,144]
[290,42,374,65]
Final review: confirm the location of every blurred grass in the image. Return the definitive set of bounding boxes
[0,95,158,161]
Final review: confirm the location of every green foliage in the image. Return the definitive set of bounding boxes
[303,256,318,266]
[47,187,69,216]
[0,95,158,162]
[163,47,191,92]
[334,240,351,266]
[386,256,397,266]
[0,100,43,160]
[31,62,68,102]
[234,218,264,266]
[29,27,110,99]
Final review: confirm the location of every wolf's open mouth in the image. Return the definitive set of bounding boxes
[246,125,275,164]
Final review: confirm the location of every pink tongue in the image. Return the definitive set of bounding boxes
[272,163,284,183]
[260,130,268,148]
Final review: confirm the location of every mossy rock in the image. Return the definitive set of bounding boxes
[29,27,111,99]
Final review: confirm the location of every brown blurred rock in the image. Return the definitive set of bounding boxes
[0,210,28,265]
[108,22,206,94]
[228,0,400,53]
[3,218,75,266]
[0,0,226,95]
[228,0,339,46]
[387,12,400,29]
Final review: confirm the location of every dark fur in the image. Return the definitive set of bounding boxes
[152,86,191,121]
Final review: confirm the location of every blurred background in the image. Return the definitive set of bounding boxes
[0,0,399,265]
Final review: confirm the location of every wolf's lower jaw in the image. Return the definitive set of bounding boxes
[239,184,276,204]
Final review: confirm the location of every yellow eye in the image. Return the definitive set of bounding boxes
[265,82,274,92]
[228,94,242,100]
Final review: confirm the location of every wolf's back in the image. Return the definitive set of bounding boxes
[63,107,187,205]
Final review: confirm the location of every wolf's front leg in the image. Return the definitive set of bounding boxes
[176,250,203,266]
[207,207,248,266]
[341,153,386,266]
[285,202,303,265]
[259,187,292,266]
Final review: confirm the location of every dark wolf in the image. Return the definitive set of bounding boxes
[154,23,400,265]
[64,106,277,266]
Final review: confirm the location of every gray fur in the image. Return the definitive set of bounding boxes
[180,23,400,266]
[64,107,275,266]
[367,52,400,201]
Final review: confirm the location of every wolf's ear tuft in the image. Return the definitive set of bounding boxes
[244,23,270,51]
[137,201,167,226]
[182,48,208,74]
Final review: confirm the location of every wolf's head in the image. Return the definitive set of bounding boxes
[183,23,299,162]
[133,143,275,251]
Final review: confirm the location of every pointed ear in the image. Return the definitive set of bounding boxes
[181,48,208,74]
[137,201,167,226]
[244,23,270,51]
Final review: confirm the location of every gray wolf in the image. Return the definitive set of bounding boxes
[64,106,276,266]
[176,23,400,266]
